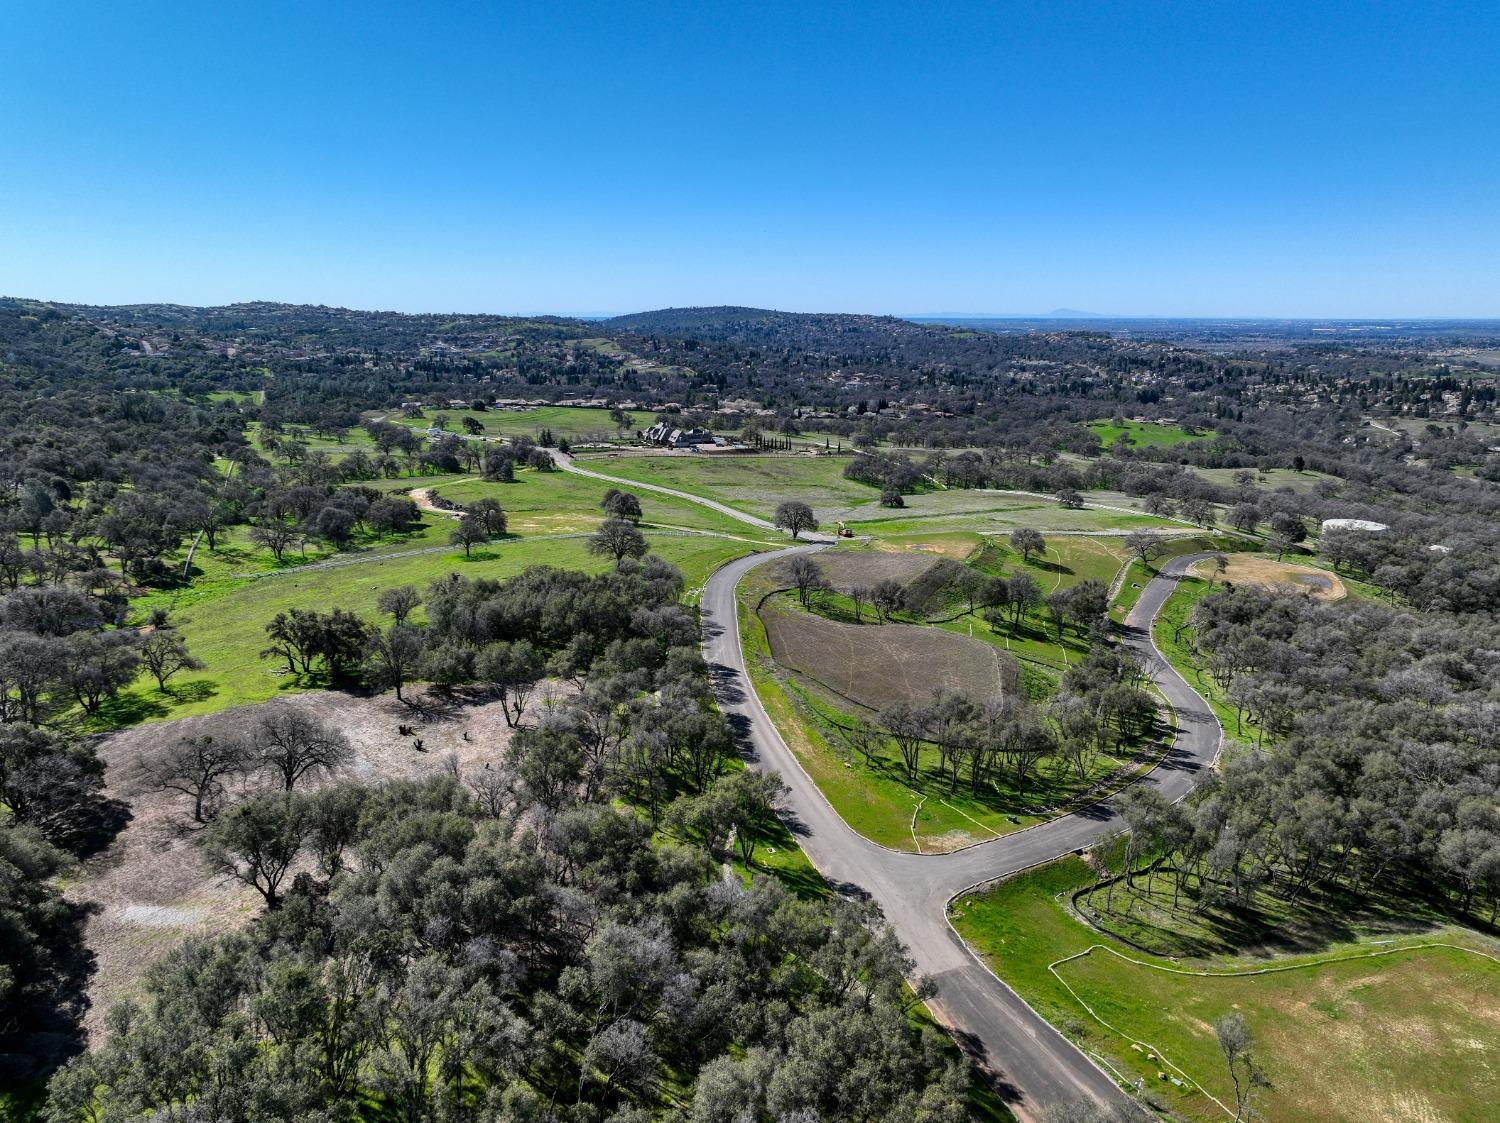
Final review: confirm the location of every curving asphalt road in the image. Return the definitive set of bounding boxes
[547,448,788,534]
[699,547,1223,1120]
[538,447,1223,1116]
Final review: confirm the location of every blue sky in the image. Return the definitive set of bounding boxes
[3,1,1496,316]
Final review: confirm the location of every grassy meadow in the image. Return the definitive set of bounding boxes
[101,463,778,729]
[952,852,1500,1123]
[1088,418,1211,449]
[733,531,1171,851]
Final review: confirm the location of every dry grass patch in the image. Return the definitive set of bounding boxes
[1194,555,1346,600]
[759,601,1014,711]
[801,550,941,592]
[70,684,563,1038]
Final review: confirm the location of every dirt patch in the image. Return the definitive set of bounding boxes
[777,550,940,593]
[71,682,566,1039]
[883,539,976,559]
[409,480,478,518]
[760,602,1015,711]
[1194,556,1347,601]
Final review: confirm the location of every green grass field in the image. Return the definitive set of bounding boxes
[1088,419,1210,449]
[575,451,1187,536]
[96,464,780,730]
[388,405,656,443]
[1190,465,1344,494]
[952,854,1500,1123]
[93,529,758,729]
[576,451,880,521]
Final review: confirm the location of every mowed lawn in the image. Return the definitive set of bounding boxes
[952,856,1500,1123]
[1088,418,1211,449]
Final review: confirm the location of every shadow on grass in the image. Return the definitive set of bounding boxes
[0,893,98,1108]
[1077,871,1454,960]
[85,692,170,726]
[81,679,221,731]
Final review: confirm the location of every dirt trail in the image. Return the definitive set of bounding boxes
[408,478,478,517]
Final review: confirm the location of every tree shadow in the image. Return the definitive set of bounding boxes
[0,896,99,1100]
[1078,872,1448,961]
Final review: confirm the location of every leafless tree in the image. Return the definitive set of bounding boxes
[140,730,256,825]
[253,705,353,791]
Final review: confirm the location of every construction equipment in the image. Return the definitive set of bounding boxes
[836,521,854,538]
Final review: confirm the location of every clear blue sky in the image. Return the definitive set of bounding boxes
[3,1,1497,317]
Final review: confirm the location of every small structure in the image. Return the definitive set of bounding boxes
[1321,518,1389,533]
[642,421,718,449]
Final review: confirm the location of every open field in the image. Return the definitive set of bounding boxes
[576,451,880,521]
[577,451,1192,535]
[99,528,758,730]
[759,599,1013,710]
[952,854,1500,1123]
[387,404,655,443]
[1088,419,1210,449]
[1190,465,1345,494]
[99,463,780,729]
[848,499,1182,536]
[970,534,1132,592]
[1192,554,1347,600]
[804,548,942,592]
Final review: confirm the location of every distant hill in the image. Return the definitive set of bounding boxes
[604,305,918,337]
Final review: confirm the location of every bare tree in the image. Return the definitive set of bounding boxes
[1008,527,1046,563]
[1122,531,1166,571]
[140,731,256,825]
[784,555,830,608]
[253,705,352,790]
[849,583,870,623]
[773,501,818,539]
[250,516,299,563]
[871,578,904,622]
[376,584,421,625]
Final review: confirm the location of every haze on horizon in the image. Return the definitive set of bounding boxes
[3,1,1497,319]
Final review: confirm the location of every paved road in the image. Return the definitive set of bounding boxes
[532,446,1222,1114]
[548,448,799,536]
[699,548,1223,1120]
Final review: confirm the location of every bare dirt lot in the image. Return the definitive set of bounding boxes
[760,602,1015,711]
[71,683,562,1038]
[794,550,941,592]
[1194,555,1347,601]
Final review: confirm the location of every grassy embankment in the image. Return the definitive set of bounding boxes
[732,535,1169,852]
[951,850,1500,1123]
